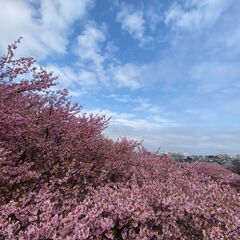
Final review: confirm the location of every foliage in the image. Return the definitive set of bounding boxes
[0,41,240,239]
[231,160,240,175]
[191,162,240,192]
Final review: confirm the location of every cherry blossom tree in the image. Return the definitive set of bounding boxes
[0,40,240,239]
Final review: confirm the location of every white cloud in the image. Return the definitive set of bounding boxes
[78,70,98,88]
[165,0,232,30]
[86,107,232,154]
[0,0,93,59]
[86,107,179,132]
[47,64,97,96]
[76,24,106,64]
[48,65,78,88]
[84,107,181,150]
[116,4,151,45]
[110,63,142,90]
[134,99,161,114]
[105,115,240,154]
[145,6,162,32]
[117,6,144,39]
[104,94,162,114]
[0,0,147,91]
[76,23,111,86]
[190,61,240,93]
[75,24,145,90]
[48,23,144,92]
[85,108,136,120]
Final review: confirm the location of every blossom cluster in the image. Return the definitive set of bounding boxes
[0,41,239,239]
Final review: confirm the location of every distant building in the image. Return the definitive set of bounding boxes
[168,152,190,162]
[217,153,230,159]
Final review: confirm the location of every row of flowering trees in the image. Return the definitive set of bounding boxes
[0,40,239,239]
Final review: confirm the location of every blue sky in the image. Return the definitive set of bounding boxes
[1,0,240,155]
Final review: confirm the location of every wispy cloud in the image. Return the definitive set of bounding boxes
[76,23,110,86]
[47,65,97,96]
[165,0,232,30]
[86,107,181,149]
[74,23,146,90]
[0,0,93,59]
[48,23,145,92]
[110,63,143,89]
[104,94,162,114]
[116,4,151,46]
[86,107,240,154]
[190,61,240,93]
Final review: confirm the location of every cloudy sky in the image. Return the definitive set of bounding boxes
[1,0,240,155]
